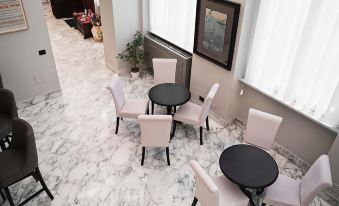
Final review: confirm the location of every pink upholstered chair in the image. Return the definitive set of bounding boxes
[139,115,172,166]
[243,108,283,151]
[172,83,219,145]
[152,58,177,85]
[190,160,249,206]
[107,74,149,134]
[263,155,332,206]
[151,58,177,114]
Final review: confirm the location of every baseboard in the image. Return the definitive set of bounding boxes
[17,89,62,109]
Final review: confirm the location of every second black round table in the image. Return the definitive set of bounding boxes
[219,144,279,206]
[148,83,191,115]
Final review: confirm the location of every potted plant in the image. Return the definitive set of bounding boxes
[117,31,145,78]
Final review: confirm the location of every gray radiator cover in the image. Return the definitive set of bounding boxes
[144,35,192,88]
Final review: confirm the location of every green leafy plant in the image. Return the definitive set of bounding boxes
[117,31,145,73]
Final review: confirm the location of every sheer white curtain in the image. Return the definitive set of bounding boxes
[149,0,197,52]
[245,0,339,126]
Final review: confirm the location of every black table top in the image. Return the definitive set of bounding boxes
[219,144,279,189]
[149,83,191,107]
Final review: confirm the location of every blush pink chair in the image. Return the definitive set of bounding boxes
[107,74,149,134]
[172,83,219,145]
[190,160,249,206]
[139,115,172,166]
[263,155,332,206]
[243,108,283,151]
[151,58,177,114]
[152,58,177,85]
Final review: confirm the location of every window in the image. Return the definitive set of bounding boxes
[149,0,197,52]
[245,0,339,127]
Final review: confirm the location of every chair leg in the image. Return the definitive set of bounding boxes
[141,147,145,166]
[4,187,14,206]
[171,121,177,140]
[121,117,123,121]
[200,127,203,145]
[35,168,54,200]
[115,117,120,134]
[0,189,6,201]
[191,196,198,206]
[146,103,149,115]
[151,101,154,114]
[206,116,210,131]
[166,147,170,165]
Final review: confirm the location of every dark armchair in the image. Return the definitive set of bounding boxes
[0,88,18,150]
[0,118,54,206]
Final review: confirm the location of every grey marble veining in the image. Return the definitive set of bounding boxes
[0,4,335,206]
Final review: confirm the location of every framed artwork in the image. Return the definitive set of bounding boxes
[0,0,28,35]
[194,0,240,71]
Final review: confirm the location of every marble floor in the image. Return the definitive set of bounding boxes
[0,4,334,206]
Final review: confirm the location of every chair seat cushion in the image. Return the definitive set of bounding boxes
[212,176,249,206]
[263,174,301,206]
[0,114,11,139]
[0,150,25,187]
[173,102,202,126]
[120,99,149,119]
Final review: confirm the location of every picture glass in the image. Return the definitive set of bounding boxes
[203,8,227,53]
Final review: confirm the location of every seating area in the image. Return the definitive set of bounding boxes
[0,1,338,206]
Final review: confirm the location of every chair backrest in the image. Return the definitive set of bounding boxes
[199,83,219,125]
[139,115,172,147]
[152,58,177,84]
[300,155,332,206]
[10,118,38,172]
[190,160,219,206]
[106,74,125,116]
[243,108,283,150]
[0,88,18,118]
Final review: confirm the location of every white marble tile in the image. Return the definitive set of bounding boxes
[0,3,335,206]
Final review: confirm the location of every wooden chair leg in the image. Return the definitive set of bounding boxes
[115,117,120,134]
[4,187,14,206]
[206,116,210,131]
[191,196,198,206]
[35,168,54,200]
[199,127,203,145]
[0,189,6,201]
[141,147,145,166]
[166,147,170,165]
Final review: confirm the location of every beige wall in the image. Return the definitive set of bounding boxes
[190,0,336,165]
[0,0,60,101]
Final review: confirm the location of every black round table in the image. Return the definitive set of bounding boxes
[149,83,191,115]
[219,144,279,206]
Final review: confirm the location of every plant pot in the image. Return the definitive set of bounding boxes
[131,71,140,78]
[131,67,140,78]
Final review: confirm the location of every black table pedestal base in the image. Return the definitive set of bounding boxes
[239,187,256,206]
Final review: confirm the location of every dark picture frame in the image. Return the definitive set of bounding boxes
[194,0,240,71]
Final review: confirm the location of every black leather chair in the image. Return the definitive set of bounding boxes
[0,89,18,151]
[0,73,3,88]
[0,118,54,206]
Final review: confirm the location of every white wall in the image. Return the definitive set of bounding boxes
[0,0,60,101]
[100,0,119,72]
[100,0,141,74]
